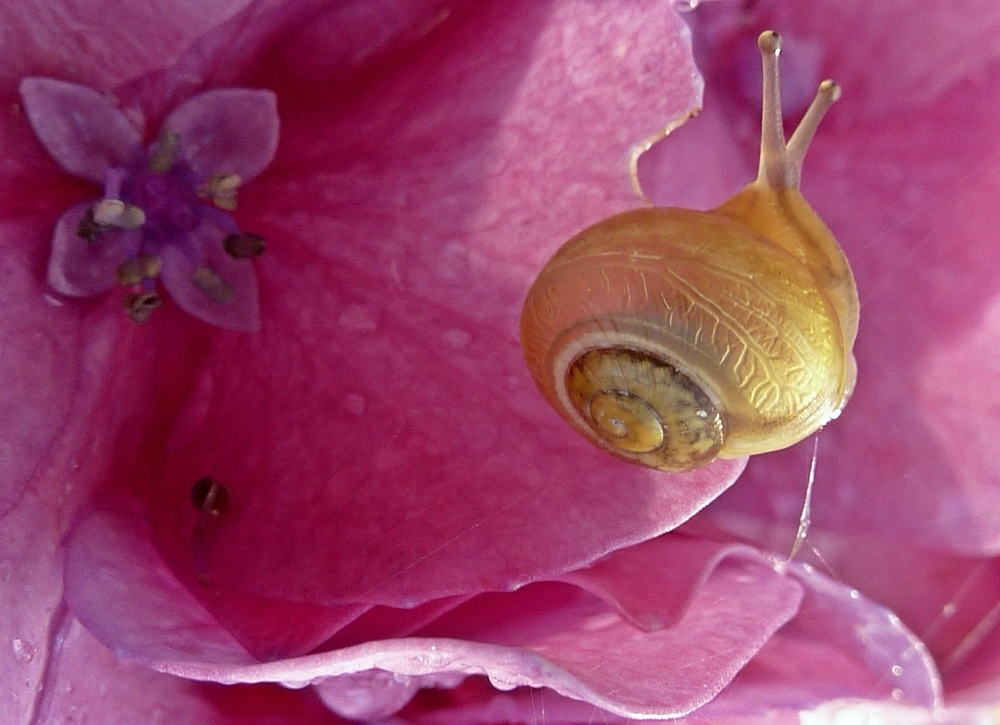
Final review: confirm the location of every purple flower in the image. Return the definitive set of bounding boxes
[22,77,276,330]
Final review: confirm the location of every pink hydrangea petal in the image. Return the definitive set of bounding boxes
[132,555,800,720]
[159,221,261,331]
[63,509,255,666]
[38,616,335,725]
[64,509,370,662]
[0,2,259,98]
[19,77,141,183]
[0,219,88,515]
[322,596,474,651]
[162,88,279,180]
[46,201,137,296]
[558,534,764,631]
[134,0,747,619]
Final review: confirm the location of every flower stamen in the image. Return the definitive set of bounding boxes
[148,130,181,173]
[116,254,163,286]
[76,207,106,242]
[93,199,146,230]
[192,266,235,305]
[223,232,266,259]
[124,290,163,323]
[191,476,230,517]
[199,173,242,211]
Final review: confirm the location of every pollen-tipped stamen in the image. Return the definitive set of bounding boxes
[191,476,230,516]
[148,130,181,173]
[223,231,266,258]
[116,254,163,286]
[199,173,242,211]
[192,266,235,305]
[93,199,146,229]
[76,207,104,242]
[124,290,163,323]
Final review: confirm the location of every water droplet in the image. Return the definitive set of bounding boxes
[436,242,470,282]
[942,603,957,617]
[672,0,699,11]
[441,328,471,350]
[890,687,904,701]
[338,304,380,332]
[891,665,903,676]
[849,589,860,599]
[12,638,36,664]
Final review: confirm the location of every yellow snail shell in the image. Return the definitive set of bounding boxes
[520,31,859,472]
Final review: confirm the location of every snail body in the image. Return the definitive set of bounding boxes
[520,32,859,472]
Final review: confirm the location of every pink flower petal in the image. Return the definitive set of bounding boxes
[163,88,279,180]
[64,509,371,662]
[154,557,800,720]
[0,1,259,98]
[19,77,141,183]
[37,615,335,725]
[133,0,745,620]
[64,509,255,666]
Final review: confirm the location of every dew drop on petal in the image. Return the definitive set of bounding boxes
[12,638,36,664]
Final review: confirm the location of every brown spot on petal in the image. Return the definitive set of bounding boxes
[124,291,162,323]
[223,232,265,259]
[192,267,235,305]
[76,207,104,242]
[191,476,230,516]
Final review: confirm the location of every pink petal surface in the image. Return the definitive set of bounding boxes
[163,88,279,180]
[127,0,746,625]
[0,1,258,97]
[33,615,343,724]
[63,505,941,720]
[62,507,804,718]
[5,0,1000,722]
[19,77,141,183]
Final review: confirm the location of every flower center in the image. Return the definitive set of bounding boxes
[81,131,266,324]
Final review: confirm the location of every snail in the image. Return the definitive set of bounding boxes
[520,31,859,472]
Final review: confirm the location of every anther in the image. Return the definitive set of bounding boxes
[199,173,242,211]
[223,232,266,259]
[124,290,163,323]
[93,199,146,230]
[148,130,181,173]
[116,254,163,286]
[191,476,230,516]
[192,266,235,305]
[76,207,105,242]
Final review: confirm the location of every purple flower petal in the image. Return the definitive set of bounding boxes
[159,221,261,331]
[47,201,137,296]
[163,88,279,181]
[19,77,141,183]
[64,510,255,666]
